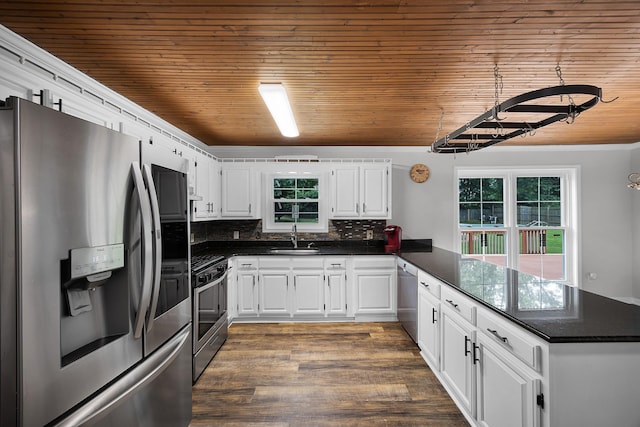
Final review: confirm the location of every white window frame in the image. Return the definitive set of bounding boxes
[455,166,580,286]
[262,171,329,233]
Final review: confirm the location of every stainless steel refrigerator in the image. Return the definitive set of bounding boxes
[0,97,192,426]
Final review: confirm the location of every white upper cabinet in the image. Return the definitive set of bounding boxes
[192,151,220,221]
[330,163,391,219]
[331,167,360,217]
[221,166,259,218]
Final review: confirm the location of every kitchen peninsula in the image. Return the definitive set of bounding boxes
[198,239,640,427]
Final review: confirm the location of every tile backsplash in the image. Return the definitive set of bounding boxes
[191,219,386,245]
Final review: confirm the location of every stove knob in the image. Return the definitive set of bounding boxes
[198,275,208,285]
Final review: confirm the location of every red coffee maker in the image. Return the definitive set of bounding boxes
[384,225,402,253]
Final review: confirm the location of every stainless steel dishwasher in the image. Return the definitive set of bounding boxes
[397,259,418,342]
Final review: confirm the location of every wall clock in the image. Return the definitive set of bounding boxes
[409,163,430,183]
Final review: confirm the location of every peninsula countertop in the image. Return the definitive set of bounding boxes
[398,247,640,344]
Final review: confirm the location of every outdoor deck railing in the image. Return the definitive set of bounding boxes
[460,229,547,255]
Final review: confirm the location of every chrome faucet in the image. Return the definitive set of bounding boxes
[290,224,298,248]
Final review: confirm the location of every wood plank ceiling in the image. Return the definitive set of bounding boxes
[1,1,639,148]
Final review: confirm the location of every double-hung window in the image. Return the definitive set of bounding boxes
[263,173,328,232]
[457,168,578,284]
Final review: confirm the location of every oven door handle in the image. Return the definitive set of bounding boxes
[131,162,153,340]
[142,164,162,331]
[196,270,228,293]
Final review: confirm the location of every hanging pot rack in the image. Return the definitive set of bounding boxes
[431,84,602,154]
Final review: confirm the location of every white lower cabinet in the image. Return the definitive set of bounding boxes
[418,282,440,370]
[441,304,477,417]
[352,256,396,319]
[325,258,347,317]
[235,259,259,317]
[292,270,325,316]
[415,265,543,427]
[258,269,290,316]
[231,255,396,321]
[475,333,541,427]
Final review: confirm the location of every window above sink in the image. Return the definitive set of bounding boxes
[262,171,329,233]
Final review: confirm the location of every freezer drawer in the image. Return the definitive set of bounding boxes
[54,326,192,427]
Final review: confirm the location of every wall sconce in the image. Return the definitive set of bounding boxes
[627,173,640,190]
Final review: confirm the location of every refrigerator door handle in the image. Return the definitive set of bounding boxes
[52,326,190,427]
[142,164,163,331]
[131,162,154,339]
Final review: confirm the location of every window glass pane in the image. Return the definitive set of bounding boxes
[459,178,481,202]
[459,202,481,226]
[274,189,295,199]
[296,178,318,189]
[484,230,506,255]
[518,229,565,280]
[517,202,540,226]
[482,203,503,226]
[274,178,295,188]
[540,202,561,226]
[481,178,503,202]
[297,202,318,213]
[274,202,295,223]
[517,177,539,201]
[296,189,318,199]
[298,213,319,223]
[540,177,560,201]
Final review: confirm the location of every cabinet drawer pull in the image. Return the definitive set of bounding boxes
[487,328,509,343]
[420,281,429,288]
[331,263,342,268]
[446,299,459,309]
[464,336,471,356]
[473,343,480,365]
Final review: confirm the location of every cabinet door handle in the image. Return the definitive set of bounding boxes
[473,343,480,365]
[248,203,252,214]
[464,336,471,357]
[420,281,429,288]
[487,328,509,343]
[362,202,366,213]
[431,307,437,324]
[446,299,459,309]
[356,203,359,214]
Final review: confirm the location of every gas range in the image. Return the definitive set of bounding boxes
[190,252,229,382]
[191,254,226,274]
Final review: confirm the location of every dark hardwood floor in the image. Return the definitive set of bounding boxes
[191,322,469,426]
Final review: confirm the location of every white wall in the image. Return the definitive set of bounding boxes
[2,24,638,301]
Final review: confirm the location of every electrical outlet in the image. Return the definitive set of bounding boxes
[233,230,240,240]
[366,230,374,240]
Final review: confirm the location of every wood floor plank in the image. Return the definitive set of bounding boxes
[191,322,469,426]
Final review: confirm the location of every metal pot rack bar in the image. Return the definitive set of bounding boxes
[431,84,602,154]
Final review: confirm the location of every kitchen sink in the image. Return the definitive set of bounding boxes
[268,248,320,255]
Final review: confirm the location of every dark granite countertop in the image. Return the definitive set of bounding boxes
[398,247,640,344]
[191,239,433,258]
[192,240,640,343]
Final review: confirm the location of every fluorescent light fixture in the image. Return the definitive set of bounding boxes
[258,83,299,137]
